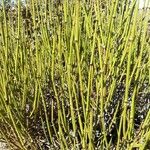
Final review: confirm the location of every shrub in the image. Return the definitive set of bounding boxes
[0,0,150,149]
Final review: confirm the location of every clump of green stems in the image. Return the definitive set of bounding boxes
[0,0,150,149]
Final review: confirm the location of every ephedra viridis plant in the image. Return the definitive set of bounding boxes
[0,0,150,149]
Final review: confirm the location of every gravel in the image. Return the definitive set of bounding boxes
[0,141,7,150]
